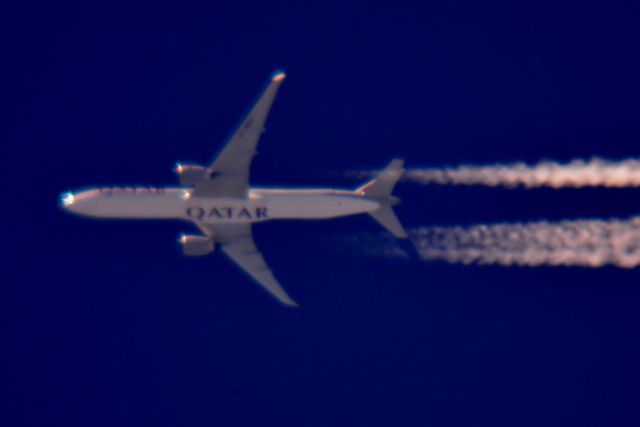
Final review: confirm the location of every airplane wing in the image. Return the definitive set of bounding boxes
[191,71,286,198]
[195,223,298,307]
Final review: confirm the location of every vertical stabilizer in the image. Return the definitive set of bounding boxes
[358,159,405,198]
[358,159,408,239]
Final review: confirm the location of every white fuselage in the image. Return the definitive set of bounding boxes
[62,187,380,223]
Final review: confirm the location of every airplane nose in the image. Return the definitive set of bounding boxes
[60,192,75,209]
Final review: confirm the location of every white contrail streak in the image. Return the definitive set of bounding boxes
[402,158,640,188]
[342,217,640,268]
[341,233,410,259]
[411,217,640,268]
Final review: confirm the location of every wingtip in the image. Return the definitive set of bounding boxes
[390,158,405,168]
[272,70,286,82]
[284,299,299,308]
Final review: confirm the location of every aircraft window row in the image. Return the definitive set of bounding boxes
[98,187,165,195]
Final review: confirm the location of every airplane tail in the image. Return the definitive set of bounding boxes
[357,159,408,239]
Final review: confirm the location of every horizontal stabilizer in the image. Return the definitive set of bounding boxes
[369,206,408,239]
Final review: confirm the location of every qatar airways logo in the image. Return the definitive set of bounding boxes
[186,206,268,220]
[99,187,165,195]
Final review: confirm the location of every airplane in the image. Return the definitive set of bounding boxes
[60,71,407,307]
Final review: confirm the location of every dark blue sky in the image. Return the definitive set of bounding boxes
[5,1,640,426]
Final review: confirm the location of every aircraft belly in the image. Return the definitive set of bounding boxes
[266,199,371,219]
[85,195,185,218]
[76,189,379,222]
[184,195,379,223]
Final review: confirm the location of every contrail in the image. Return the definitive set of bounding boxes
[341,233,410,259]
[346,217,640,268]
[402,157,640,189]
[415,217,640,268]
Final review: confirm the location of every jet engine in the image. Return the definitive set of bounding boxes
[175,164,207,186]
[179,235,214,256]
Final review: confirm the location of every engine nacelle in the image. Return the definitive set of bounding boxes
[175,163,207,186]
[179,234,214,256]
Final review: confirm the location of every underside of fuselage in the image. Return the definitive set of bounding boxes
[61,187,381,223]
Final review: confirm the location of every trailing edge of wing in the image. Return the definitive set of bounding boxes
[195,222,298,307]
[222,237,298,307]
[191,71,286,198]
